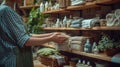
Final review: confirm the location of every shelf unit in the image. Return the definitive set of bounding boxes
[39,0,120,64]
[20,0,120,65]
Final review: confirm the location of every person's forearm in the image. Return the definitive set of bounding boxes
[25,36,52,46]
[32,33,53,38]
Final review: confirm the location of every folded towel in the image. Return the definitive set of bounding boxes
[71,18,84,24]
[70,36,88,41]
[70,24,80,28]
[70,41,82,45]
[111,52,120,64]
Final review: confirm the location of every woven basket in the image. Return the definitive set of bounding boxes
[39,55,68,67]
[39,55,59,67]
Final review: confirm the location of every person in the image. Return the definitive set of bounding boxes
[0,0,68,67]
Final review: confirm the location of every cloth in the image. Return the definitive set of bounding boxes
[111,53,120,64]
[0,4,33,67]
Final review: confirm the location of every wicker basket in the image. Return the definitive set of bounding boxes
[39,55,68,67]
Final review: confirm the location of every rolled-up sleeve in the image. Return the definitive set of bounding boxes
[2,5,30,47]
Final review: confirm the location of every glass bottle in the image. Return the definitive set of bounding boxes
[48,1,52,11]
[84,39,92,53]
[82,60,86,67]
[67,15,73,28]
[40,2,45,13]
[56,18,60,28]
[87,61,92,67]
[63,16,67,27]
[92,42,99,54]
[45,1,48,11]
[76,60,83,67]
[23,0,26,6]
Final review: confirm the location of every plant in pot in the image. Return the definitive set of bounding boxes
[98,34,120,56]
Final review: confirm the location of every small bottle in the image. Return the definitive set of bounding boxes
[86,61,92,67]
[92,42,99,54]
[23,0,26,6]
[82,60,86,67]
[76,60,82,67]
[63,16,67,27]
[67,15,73,28]
[45,1,48,11]
[40,2,45,13]
[84,39,92,53]
[48,1,52,11]
[56,18,60,28]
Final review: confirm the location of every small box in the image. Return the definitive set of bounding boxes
[24,0,34,6]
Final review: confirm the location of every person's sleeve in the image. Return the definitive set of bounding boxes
[4,6,31,47]
[0,5,4,17]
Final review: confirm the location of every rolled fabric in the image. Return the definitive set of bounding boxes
[114,9,120,19]
[114,9,120,26]
[71,18,84,24]
[82,19,94,28]
[71,0,86,6]
[106,13,116,26]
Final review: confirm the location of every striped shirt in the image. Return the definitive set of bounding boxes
[0,5,32,67]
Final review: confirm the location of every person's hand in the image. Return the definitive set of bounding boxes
[50,32,68,44]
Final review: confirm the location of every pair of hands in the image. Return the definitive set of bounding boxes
[50,32,68,44]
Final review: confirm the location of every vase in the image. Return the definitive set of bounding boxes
[104,49,120,56]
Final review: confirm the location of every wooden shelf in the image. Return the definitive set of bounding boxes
[42,27,90,31]
[42,9,69,14]
[70,50,111,62]
[20,5,39,9]
[92,27,120,30]
[96,0,120,5]
[42,27,120,31]
[67,1,99,10]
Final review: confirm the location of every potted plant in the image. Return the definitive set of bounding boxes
[98,34,120,56]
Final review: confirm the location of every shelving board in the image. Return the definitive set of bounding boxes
[20,5,39,9]
[92,27,120,30]
[42,27,93,31]
[96,0,120,5]
[42,9,69,14]
[70,50,112,62]
[67,1,99,10]
[42,27,120,31]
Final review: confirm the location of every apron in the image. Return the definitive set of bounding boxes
[16,46,34,67]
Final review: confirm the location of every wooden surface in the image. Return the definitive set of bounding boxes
[20,5,39,9]
[42,9,70,14]
[42,27,120,31]
[96,0,120,5]
[34,60,47,67]
[67,1,98,10]
[70,50,111,62]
